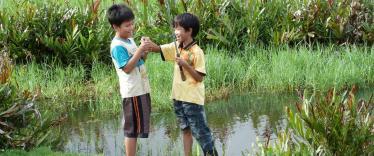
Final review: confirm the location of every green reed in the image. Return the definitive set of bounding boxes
[10,45,373,114]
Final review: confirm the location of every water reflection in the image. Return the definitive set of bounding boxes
[61,90,372,155]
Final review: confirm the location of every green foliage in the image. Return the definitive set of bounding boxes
[1,0,373,64]
[242,45,374,91]
[0,52,66,151]
[0,0,113,65]
[10,45,374,114]
[258,86,373,155]
[289,0,374,44]
[151,0,373,51]
[1,146,81,156]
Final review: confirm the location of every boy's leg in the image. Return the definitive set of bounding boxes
[124,138,137,156]
[122,94,151,138]
[174,100,194,156]
[121,94,152,155]
[182,102,218,156]
[183,128,193,156]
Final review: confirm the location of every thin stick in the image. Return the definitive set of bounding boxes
[166,0,186,81]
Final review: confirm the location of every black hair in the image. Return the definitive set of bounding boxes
[173,13,200,38]
[107,4,134,27]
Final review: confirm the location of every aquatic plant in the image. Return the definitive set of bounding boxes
[258,86,373,155]
[0,51,66,150]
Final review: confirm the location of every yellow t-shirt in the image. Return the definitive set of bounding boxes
[160,42,206,105]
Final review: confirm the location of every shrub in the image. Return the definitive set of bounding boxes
[258,86,373,155]
[0,51,66,150]
[0,0,113,65]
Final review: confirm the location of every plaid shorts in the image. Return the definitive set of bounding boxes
[122,93,151,138]
[173,100,216,153]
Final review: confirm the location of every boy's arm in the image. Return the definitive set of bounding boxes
[140,37,150,61]
[147,39,176,61]
[112,38,149,74]
[122,44,146,74]
[146,38,205,81]
[176,58,204,82]
[143,37,161,52]
[150,45,161,53]
[141,51,148,61]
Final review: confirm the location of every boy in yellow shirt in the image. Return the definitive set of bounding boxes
[147,13,218,156]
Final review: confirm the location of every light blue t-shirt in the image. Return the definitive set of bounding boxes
[111,38,144,69]
[110,37,150,98]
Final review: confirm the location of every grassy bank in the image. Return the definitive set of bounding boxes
[0,147,82,156]
[11,46,373,114]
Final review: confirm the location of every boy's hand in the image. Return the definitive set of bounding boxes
[175,57,188,67]
[141,36,150,44]
[143,37,160,52]
[140,36,155,53]
[139,37,151,53]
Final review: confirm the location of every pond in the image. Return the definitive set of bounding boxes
[61,90,372,156]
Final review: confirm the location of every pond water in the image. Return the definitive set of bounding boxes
[61,90,372,156]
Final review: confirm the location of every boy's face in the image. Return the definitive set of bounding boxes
[174,25,192,44]
[114,20,134,39]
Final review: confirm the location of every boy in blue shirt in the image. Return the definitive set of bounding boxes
[107,4,152,156]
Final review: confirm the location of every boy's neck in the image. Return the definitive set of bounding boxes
[115,34,129,40]
[181,38,194,49]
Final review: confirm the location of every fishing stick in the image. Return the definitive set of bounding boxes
[165,1,186,81]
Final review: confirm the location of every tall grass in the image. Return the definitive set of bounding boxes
[242,45,374,91]
[11,61,116,113]
[10,46,374,114]
[205,47,248,100]
[1,52,67,151]
[1,147,82,156]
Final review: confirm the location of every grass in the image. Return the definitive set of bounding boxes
[243,45,374,91]
[0,147,84,156]
[10,45,374,114]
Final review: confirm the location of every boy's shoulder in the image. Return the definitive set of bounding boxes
[111,37,136,48]
[189,44,204,55]
[111,37,134,44]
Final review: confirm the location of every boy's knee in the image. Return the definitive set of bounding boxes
[182,127,192,136]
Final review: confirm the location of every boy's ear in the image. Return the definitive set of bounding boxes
[187,28,193,35]
[112,24,119,31]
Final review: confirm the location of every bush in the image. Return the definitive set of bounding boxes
[156,0,373,50]
[258,86,373,155]
[0,51,66,150]
[0,0,372,62]
[0,0,113,65]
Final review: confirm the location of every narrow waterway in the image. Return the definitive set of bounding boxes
[61,90,372,155]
